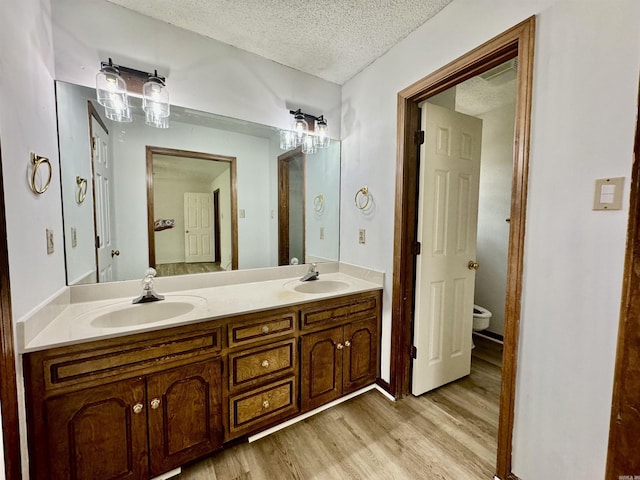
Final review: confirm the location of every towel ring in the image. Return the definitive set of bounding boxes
[355,186,371,210]
[29,153,52,195]
[313,194,325,214]
[76,176,88,204]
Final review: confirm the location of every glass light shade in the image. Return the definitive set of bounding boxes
[104,106,132,123]
[279,129,294,150]
[145,110,169,129]
[292,114,308,147]
[142,77,170,118]
[302,134,317,154]
[96,66,129,111]
[314,118,330,148]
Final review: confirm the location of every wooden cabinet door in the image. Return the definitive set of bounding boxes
[147,359,223,476]
[301,326,343,411]
[46,377,148,480]
[343,317,379,394]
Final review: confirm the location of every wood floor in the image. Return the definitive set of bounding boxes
[177,339,502,480]
[156,262,224,277]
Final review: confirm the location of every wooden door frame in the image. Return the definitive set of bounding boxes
[390,17,536,480]
[146,146,238,270]
[605,77,640,479]
[213,189,221,263]
[277,147,306,266]
[0,139,22,478]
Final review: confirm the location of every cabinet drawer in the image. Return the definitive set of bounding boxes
[229,339,296,390]
[228,310,296,348]
[42,328,222,391]
[228,377,298,436]
[300,293,379,330]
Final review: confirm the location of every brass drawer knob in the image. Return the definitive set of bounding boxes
[336,343,344,350]
[261,360,270,368]
[344,340,351,347]
[133,403,143,414]
[150,398,161,410]
[261,325,270,334]
[262,400,270,409]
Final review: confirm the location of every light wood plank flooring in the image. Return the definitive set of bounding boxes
[178,341,501,480]
[155,262,224,277]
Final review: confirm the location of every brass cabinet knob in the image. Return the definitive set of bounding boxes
[262,400,270,409]
[150,398,161,410]
[132,403,143,414]
[261,360,270,368]
[336,343,344,350]
[468,261,479,270]
[111,249,120,257]
[261,325,270,334]
[344,340,351,347]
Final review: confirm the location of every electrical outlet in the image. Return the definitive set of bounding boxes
[320,227,324,240]
[46,229,54,254]
[71,227,78,248]
[358,228,366,244]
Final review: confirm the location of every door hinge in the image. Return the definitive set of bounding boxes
[414,130,425,145]
[412,241,421,255]
[95,236,100,248]
[91,137,97,151]
[410,345,417,359]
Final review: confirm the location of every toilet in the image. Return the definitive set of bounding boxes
[472,304,492,348]
[472,304,492,332]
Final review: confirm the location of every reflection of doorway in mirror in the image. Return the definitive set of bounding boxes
[88,104,118,283]
[278,147,306,266]
[147,146,238,277]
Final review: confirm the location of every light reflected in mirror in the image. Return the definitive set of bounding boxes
[56,81,340,285]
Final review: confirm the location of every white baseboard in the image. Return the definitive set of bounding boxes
[248,384,393,442]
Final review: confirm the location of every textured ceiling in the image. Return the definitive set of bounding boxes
[105,0,453,84]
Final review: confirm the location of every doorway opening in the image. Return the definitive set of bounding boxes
[390,17,535,480]
[146,146,239,275]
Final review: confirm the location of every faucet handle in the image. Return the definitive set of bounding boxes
[145,267,157,278]
[308,263,317,272]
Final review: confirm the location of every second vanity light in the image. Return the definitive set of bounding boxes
[280,109,330,154]
[96,58,170,128]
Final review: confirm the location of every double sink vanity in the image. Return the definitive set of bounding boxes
[18,263,383,480]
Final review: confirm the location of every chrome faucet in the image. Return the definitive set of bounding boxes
[132,268,165,304]
[300,263,319,282]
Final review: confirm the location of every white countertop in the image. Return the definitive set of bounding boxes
[21,270,382,353]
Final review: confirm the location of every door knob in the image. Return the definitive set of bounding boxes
[468,261,479,270]
[111,249,120,257]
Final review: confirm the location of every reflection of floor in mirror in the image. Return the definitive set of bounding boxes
[177,338,502,480]
[155,262,223,277]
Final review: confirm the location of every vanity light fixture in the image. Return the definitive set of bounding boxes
[279,109,330,154]
[96,59,170,128]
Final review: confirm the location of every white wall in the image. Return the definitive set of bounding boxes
[0,0,66,320]
[475,102,515,336]
[340,0,640,478]
[51,0,341,136]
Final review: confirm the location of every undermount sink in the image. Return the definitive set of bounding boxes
[90,296,206,328]
[290,279,350,294]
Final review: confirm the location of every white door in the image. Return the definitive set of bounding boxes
[184,192,214,263]
[91,115,117,282]
[411,102,483,396]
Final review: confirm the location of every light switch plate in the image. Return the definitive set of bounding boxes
[358,228,366,244]
[320,227,324,240]
[46,229,54,254]
[239,209,246,218]
[593,177,624,210]
[71,227,77,248]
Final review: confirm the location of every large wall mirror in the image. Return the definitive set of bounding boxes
[56,81,341,285]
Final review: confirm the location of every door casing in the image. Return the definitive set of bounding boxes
[390,17,536,480]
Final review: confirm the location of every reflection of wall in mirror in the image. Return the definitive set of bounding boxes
[305,141,341,263]
[57,82,100,285]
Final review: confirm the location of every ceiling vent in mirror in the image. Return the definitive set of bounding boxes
[479,58,518,82]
